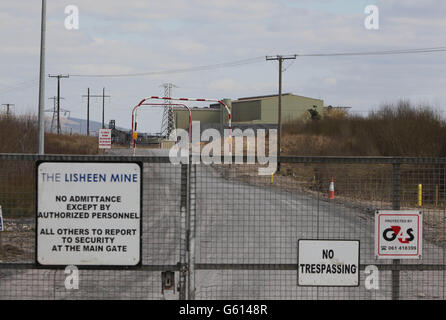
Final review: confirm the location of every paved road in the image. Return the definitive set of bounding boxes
[194,163,445,300]
[0,147,445,299]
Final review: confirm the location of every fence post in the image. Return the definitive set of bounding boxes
[392,163,401,300]
[179,164,188,300]
[188,163,196,300]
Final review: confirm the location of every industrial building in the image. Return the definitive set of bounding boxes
[173,93,324,133]
[174,105,223,132]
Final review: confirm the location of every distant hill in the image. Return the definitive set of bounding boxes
[47,117,129,136]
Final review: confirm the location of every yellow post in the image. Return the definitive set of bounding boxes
[271,173,274,184]
[418,184,422,207]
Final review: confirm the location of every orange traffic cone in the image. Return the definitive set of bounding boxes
[328,177,335,199]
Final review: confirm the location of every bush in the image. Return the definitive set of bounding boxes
[0,115,100,217]
[282,100,446,157]
[0,114,99,154]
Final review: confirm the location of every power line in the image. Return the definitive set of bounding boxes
[3,46,446,87]
[65,47,446,78]
[69,56,265,78]
[270,47,446,72]
[296,47,446,57]
[282,59,296,72]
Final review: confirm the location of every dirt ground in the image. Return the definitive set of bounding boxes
[0,220,34,262]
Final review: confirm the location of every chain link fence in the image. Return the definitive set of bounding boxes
[0,154,445,299]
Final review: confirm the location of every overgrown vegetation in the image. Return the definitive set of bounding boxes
[0,114,99,154]
[283,100,446,157]
[280,100,446,210]
[0,115,99,217]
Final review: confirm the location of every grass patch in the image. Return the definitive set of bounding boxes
[0,115,100,218]
[282,100,446,157]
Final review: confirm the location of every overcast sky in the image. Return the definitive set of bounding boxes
[1,0,446,132]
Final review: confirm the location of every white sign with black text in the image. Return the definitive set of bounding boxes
[37,162,142,266]
[375,210,422,259]
[298,240,360,286]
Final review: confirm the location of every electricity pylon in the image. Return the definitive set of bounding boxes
[160,83,177,141]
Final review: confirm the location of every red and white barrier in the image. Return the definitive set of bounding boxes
[131,102,192,156]
[130,96,232,155]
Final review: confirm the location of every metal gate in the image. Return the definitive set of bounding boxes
[192,157,446,300]
[1,154,446,300]
[0,154,186,299]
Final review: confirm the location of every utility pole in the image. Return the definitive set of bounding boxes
[48,74,69,134]
[1,104,15,116]
[102,88,105,129]
[266,55,297,172]
[38,0,46,154]
[101,88,111,129]
[82,88,90,136]
[83,89,111,134]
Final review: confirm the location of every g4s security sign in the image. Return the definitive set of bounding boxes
[375,210,422,259]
